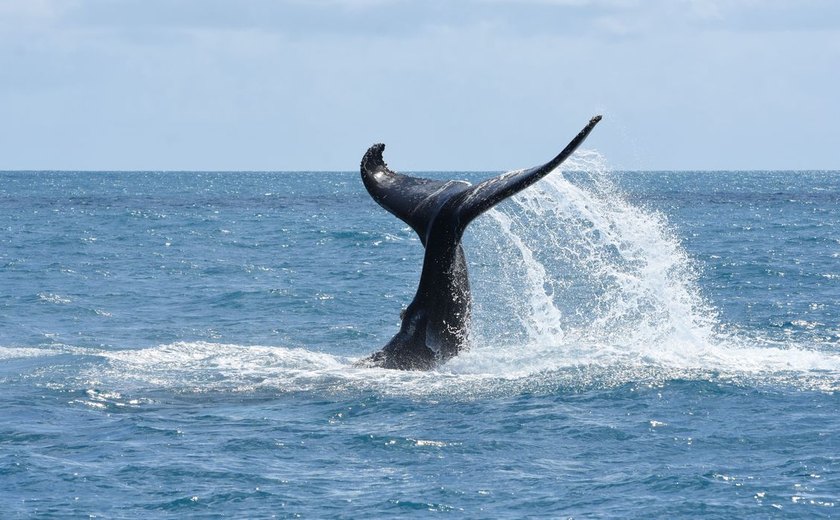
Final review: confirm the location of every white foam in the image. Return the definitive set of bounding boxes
[77,337,840,398]
[0,346,63,360]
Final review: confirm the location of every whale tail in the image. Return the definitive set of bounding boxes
[360,116,602,241]
[358,116,602,369]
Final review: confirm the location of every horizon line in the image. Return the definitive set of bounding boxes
[2,169,839,174]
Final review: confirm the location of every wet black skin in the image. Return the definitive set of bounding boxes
[357,116,602,370]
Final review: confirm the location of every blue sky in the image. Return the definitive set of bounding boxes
[0,0,838,170]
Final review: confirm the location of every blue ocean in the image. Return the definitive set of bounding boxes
[1,154,838,517]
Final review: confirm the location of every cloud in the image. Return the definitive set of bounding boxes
[4,0,839,44]
[0,0,837,169]
[0,0,63,18]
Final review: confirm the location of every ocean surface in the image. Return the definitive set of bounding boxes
[1,155,838,518]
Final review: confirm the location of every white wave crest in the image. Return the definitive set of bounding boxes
[0,346,64,360]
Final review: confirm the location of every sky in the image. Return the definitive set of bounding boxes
[0,0,838,171]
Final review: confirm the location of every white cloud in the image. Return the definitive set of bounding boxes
[0,0,76,29]
[0,0,837,169]
[0,0,59,17]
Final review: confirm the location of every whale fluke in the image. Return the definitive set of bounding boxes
[358,116,602,369]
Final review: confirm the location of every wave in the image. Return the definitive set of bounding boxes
[0,346,66,361]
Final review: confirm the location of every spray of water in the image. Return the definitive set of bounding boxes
[453,150,840,390]
[462,151,714,365]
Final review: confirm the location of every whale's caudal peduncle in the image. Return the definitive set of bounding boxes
[356,116,602,370]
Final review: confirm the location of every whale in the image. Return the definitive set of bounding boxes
[357,116,602,370]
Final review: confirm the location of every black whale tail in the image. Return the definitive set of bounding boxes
[358,116,603,370]
[361,116,602,241]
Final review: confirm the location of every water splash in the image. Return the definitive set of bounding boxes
[466,151,714,357]
[458,150,840,390]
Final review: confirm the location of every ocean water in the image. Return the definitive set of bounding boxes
[1,156,838,518]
